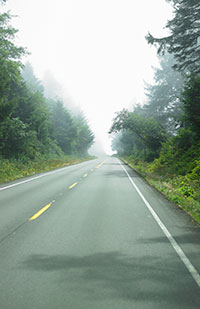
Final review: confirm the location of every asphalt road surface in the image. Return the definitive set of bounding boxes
[0,156,200,308]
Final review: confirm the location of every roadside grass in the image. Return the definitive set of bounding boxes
[0,155,95,184]
[121,156,200,225]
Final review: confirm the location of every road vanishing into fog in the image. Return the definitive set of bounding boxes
[0,156,200,308]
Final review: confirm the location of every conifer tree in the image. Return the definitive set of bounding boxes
[146,0,200,73]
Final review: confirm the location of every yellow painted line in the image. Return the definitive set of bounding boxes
[29,201,54,221]
[84,173,88,177]
[69,182,78,189]
[96,160,106,169]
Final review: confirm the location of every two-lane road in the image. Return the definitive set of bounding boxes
[0,157,200,308]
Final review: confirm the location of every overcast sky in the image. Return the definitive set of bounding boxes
[4,0,173,154]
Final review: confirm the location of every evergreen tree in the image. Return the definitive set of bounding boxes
[73,112,94,155]
[182,74,200,137]
[0,10,26,119]
[146,0,200,73]
[0,12,26,63]
[0,9,29,157]
[143,54,184,134]
[0,3,94,159]
[21,62,44,93]
[51,101,77,155]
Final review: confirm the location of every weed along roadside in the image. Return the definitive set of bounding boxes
[120,157,200,225]
[0,156,95,184]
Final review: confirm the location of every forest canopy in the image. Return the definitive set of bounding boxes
[0,7,94,160]
[146,0,200,73]
[110,0,200,171]
[109,0,200,221]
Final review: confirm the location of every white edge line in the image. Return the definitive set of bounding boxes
[119,160,200,288]
[0,165,74,191]
[0,159,100,191]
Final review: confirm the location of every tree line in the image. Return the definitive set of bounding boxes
[110,0,200,176]
[0,4,94,160]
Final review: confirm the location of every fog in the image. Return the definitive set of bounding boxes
[4,0,172,154]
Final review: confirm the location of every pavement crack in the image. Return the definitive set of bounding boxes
[0,220,27,247]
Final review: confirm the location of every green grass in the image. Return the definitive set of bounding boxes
[121,156,200,225]
[0,155,95,184]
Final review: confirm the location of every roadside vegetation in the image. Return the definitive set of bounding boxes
[0,155,95,184]
[0,1,95,183]
[120,156,200,224]
[110,0,200,224]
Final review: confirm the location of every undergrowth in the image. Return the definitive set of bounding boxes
[0,155,95,184]
[121,156,200,224]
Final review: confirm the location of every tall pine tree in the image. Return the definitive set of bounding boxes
[146,0,200,73]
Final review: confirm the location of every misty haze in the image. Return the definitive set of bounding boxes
[0,0,200,308]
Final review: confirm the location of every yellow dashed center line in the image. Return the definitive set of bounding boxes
[96,160,106,169]
[29,201,54,221]
[69,182,78,189]
[29,163,107,222]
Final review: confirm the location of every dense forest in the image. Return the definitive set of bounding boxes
[0,0,94,178]
[110,0,200,221]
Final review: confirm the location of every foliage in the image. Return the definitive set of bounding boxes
[21,62,44,93]
[109,109,167,160]
[0,12,26,62]
[73,112,95,156]
[50,101,77,155]
[0,117,28,156]
[146,0,200,73]
[111,131,139,156]
[149,131,200,175]
[182,74,200,137]
[109,0,200,223]
[0,6,94,162]
[121,156,200,224]
[110,55,200,174]
[0,155,94,184]
[144,54,184,134]
[111,130,158,161]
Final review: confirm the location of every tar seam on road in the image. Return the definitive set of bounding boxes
[0,220,27,246]
[119,160,200,289]
[29,201,54,221]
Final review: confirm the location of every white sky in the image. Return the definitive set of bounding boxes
[4,0,172,154]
